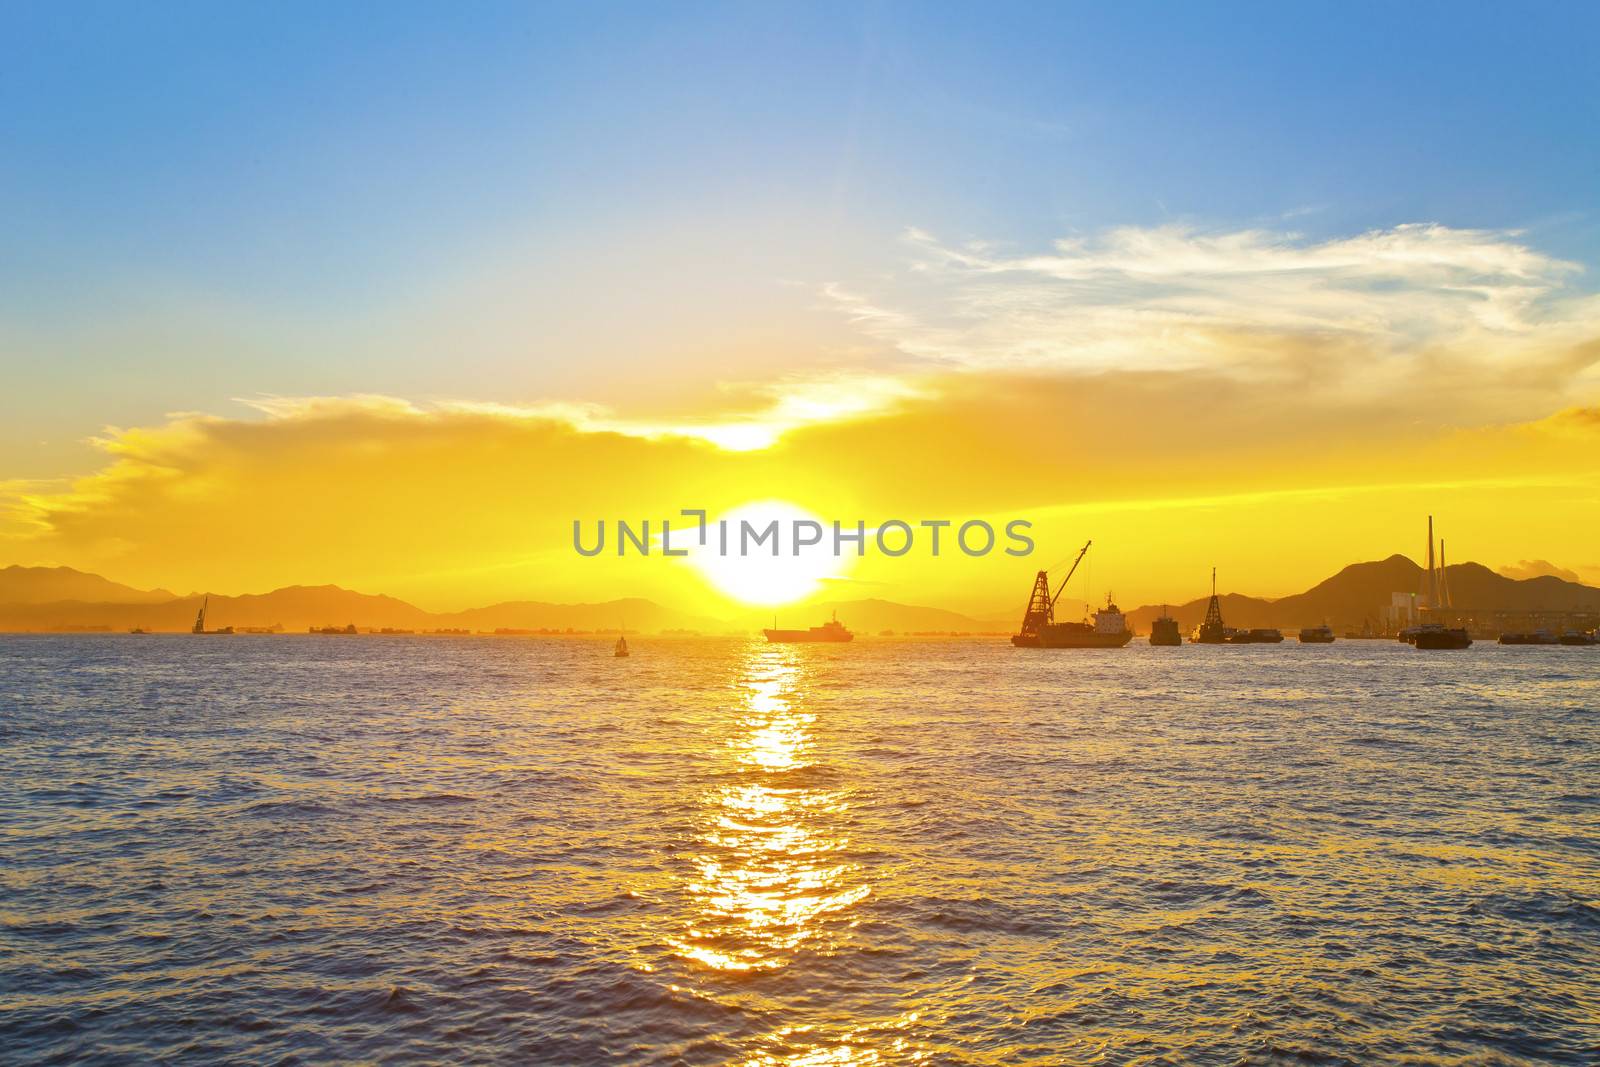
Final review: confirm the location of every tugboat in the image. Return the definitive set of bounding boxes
[1412,623,1472,649]
[1150,608,1182,646]
[1195,568,1227,644]
[1298,624,1335,644]
[765,611,854,643]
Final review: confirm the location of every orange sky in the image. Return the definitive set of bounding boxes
[4,339,1597,615]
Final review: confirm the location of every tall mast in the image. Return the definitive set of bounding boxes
[1426,515,1438,608]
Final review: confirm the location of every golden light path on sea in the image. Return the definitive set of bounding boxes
[671,655,869,975]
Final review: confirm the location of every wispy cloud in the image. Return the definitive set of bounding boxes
[430,373,925,452]
[1496,559,1582,583]
[826,223,1600,403]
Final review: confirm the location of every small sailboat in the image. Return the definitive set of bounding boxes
[614,634,629,657]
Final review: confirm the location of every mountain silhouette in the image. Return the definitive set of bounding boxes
[1,556,1595,634]
[1124,554,1600,632]
[0,580,724,633]
[0,565,175,605]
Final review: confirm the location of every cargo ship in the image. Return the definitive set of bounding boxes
[1559,630,1598,646]
[1037,594,1133,648]
[1499,630,1559,645]
[1298,624,1335,644]
[1150,608,1181,646]
[1231,628,1284,644]
[765,611,854,643]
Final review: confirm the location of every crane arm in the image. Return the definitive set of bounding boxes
[1048,541,1092,610]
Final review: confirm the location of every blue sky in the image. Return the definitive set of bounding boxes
[3,1,1598,476]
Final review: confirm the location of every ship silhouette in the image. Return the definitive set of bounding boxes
[764,611,854,643]
[1012,542,1133,648]
[191,596,233,635]
[1150,607,1181,646]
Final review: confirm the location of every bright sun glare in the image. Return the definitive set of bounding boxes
[686,500,848,606]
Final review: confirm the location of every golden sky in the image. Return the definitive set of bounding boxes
[4,222,1598,616]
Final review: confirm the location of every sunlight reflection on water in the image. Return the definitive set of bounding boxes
[672,652,871,980]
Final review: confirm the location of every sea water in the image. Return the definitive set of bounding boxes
[2,635,1596,1064]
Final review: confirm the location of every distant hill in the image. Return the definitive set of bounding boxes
[0,572,986,635]
[0,565,174,605]
[3,558,1595,635]
[1124,554,1600,633]
[0,584,431,633]
[0,579,722,633]
[1439,561,1600,612]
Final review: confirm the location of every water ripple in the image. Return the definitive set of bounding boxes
[0,635,1596,1064]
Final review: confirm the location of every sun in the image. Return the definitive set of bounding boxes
[683,500,849,606]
